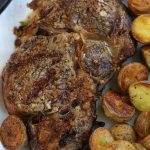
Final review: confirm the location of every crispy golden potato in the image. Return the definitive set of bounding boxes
[128,0,150,16]
[0,115,27,150]
[129,81,150,111]
[102,90,135,122]
[133,143,147,150]
[110,124,137,142]
[110,140,136,150]
[140,135,150,149]
[89,128,114,150]
[142,45,150,68]
[131,14,150,43]
[118,62,148,93]
[134,112,150,138]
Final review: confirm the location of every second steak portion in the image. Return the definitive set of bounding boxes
[14,0,135,85]
[16,0,135,62]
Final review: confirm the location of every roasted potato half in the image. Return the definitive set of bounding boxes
[140,135,150,149]
[133,143,147,150]
[129,81,150,111]
[110,140,136,150]
[89,128,114,150]
[131,14,150,43]
[142,45,150,68]
[0,115,27,150]
[110,124,137,142]
[118,62,148,93]
[134,112,150,138]
[128,0,150,16]
[102,90,135,122]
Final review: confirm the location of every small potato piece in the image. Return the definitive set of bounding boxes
[118,62,148,93]
[131,14,150,43]
[89,127,114,150]
[110,140,136,150]
[129,81,150,111]
[140,135,150,149]
[128,0,150,16]
[0,115,27,150]
[110,124,136,142]
[134,112,150,138]
[133,143,147,150]
[102,90,135,122]
[142,45,150,68]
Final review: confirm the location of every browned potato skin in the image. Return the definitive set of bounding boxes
[110,124,137,142]
[131,14,150,43]
[110,140,136,150]
[102,90,135,123]
[140,135,150,149]
[129,81,150,111]
[89,128,114,150]
[142,45,150,68]
[133,143,147,150]
[0,115,27,150]
[118,62,148,93]
[128,0,150,16]
[134,112,150,138]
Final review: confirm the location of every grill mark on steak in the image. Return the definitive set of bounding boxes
[6,52,61,75]
[26,69,56,105]
[59,129,76,147]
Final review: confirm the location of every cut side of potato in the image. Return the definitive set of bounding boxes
[133,143,147,150]
[142,45,150,68]
[140,135,150,149]
[134,112,150,138]
[129,81,150,111]
[128,0,150,16]
[0,115,27,150]
[110,140,136,150]
[118,62,148,93]
[131,14,150,43]
[110,124,137,142]
[89,128,114,150]
[102,90,135,122]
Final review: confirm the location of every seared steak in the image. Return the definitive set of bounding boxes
[14,0,135,84]
[2,33,97,150]
[2,0,136,149]
[3,33,96,115]
[28,78,96,150]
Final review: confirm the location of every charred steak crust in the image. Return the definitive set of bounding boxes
[2,0,136,150]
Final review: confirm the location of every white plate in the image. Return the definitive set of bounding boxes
[0,1,148,150]
[0,0,31,149]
